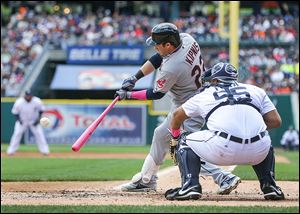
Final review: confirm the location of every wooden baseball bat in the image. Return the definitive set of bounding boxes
[72,96,119,152]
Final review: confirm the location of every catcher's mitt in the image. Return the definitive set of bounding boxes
[168,131,191,165]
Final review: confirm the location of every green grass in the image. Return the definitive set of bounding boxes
[1,147,298,212]
[1,158,173,181]
[1,146,298,181]
[1,205,298,213]
[1,143,151,153]
[233,149,299,181]
[1,144,171,181]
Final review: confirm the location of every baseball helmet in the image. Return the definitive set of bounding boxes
[146,23,181,47]
[203,62,238,83]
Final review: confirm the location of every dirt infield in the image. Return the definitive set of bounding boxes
[1,152,299,207]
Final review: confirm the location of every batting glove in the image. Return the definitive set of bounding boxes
[121,76,137,91]
[170,136,179,165]
[114,89,131,100]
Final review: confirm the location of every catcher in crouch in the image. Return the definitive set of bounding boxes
[165,62,285,200]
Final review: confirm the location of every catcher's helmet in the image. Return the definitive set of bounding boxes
[146,23,181,47]
[203,62,238,83]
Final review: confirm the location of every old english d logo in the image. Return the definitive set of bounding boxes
[157,79,167,88]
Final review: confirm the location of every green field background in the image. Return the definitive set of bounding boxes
[1,144,299,213]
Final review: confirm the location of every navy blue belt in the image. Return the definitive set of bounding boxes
[215,131,266,144]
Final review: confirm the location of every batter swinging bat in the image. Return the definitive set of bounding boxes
[72,96,119,152]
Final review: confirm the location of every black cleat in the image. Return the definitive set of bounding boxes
[165,185,202,201]
[262,183,285,200]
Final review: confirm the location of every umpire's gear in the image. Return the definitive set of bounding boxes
[146,23,181,47]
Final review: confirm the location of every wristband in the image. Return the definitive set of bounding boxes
[134,70,144,80]
[130,90,147,100]
[170,127,180,138]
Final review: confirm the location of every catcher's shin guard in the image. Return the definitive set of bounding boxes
[252,146,276,188]
[252,146,285,200]
[177,143,201,187]
[165,142,202,200]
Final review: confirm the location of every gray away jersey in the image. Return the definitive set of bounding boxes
[153,33,204,108]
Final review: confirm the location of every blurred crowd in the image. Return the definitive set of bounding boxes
[203,47,299,94]
[1,7,163,96]
[1,3,299,97]
[174,13,298,43]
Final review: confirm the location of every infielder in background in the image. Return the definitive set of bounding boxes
[6,90,50,155]
[115,23,240,194]
[165,62,285,200]
[280,126,299,151]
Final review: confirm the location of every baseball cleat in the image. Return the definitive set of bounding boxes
[262,183,285,200]
[120,182,157,192]
[165,185,202,200]
[121,176,157,192]
[217,176,241,195]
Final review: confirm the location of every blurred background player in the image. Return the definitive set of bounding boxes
[6,90,50,155]
[280,125,299,151]
[115,22,241,194]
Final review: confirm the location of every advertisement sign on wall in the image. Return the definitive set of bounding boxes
[67,45,144,65]
[26,104,147,145]
[50,65,154,90]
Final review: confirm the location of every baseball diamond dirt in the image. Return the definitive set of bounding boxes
[1,152,299,207]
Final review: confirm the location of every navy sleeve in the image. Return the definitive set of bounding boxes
[149,53,163,69]
[146,89,165,100]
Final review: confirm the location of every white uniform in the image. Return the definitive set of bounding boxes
[280,129,299,148]
[182,82,274,165]
[7,96,49,155]
[147,33,236,184]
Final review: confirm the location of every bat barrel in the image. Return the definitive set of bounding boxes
[71,96,119,152]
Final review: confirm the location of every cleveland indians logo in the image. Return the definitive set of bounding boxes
[157,79,167,88]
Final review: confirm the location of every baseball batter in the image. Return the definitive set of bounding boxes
[115,23,240,193]
[165,62,285,200]
[6,90,50,155]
